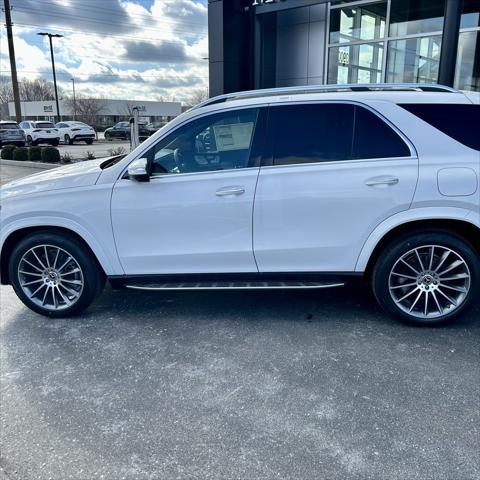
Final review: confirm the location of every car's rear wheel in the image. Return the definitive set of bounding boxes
[9,232,105,318]
[372,231,479,326]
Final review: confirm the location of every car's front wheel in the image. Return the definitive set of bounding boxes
[64,134,73,145]
[9,232,105,318]
[372,231,479,326]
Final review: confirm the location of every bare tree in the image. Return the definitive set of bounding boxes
[64,94,107,125]
[184,88,208,108]
[0,76,12,118]
[0,76,63,118]
[19,78,61,102]
[118,101,136,118]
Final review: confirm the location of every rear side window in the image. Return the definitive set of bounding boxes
[269,103,411,166]
[352,106,411,159]
[399,104,480,151]
[0,123,19,130]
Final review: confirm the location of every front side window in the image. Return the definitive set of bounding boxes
[269,103,410,166]
[146,108,260,175]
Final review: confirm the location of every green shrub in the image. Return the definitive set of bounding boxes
[1,145,17,159]
[41,146,61,163]
[12,147,28,161]
[28,146,42,162]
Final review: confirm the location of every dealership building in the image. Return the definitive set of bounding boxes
[7,99,182,125]
[208,0,480,95]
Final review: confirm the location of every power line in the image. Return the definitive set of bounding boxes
[11,5,207,36]
[15,0,208,28]
[0,69,209,80]
[4,21,207,46]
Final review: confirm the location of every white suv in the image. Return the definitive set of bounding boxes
[19,121,60,146]
[1,84,479,326]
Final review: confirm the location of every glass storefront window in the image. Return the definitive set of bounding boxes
[460,0,480,29]
[330,2,387,43]
[389,0,445,37]
[386,35,442,83]
[455,31,480,91]
[328,42,384,84]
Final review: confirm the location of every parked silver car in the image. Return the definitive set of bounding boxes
[0,121,26,147]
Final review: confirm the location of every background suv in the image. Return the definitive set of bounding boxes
[19,121,60,146]
[1,84,479,326]
[55,121,95,145]
[0,121,25,147]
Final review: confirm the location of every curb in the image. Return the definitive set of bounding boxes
[0,159,58,170]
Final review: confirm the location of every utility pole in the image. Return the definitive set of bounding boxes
[38,32,63,122]
[3,0,22,122]
[71,77,76,120]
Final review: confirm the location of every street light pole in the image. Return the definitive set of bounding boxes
[38,32,63,122]
[71,77,76,120]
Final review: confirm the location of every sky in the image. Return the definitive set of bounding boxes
[0,0,209,103]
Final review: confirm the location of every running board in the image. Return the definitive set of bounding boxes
[125,281,345,291]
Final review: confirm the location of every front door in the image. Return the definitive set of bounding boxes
[253,102,419,272]
[111,107,265,275]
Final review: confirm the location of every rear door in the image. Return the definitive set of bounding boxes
[253,101,419,272]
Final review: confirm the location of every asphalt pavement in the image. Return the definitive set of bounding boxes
[0,164,479,480]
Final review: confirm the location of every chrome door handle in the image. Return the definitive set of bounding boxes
[215,186,246,197]
[365,176,399,187]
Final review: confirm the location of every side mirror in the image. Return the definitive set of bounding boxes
[127,158,150,182]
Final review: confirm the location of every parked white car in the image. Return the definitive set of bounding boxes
[55,121,96,145]
[1,84,479,325]
[19,121,60,146]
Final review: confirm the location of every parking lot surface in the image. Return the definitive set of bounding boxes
[1,282,479,480]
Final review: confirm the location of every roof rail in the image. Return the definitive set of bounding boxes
[194,83,459,109]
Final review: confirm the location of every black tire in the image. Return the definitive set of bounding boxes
[372,230,479,326]
[104,132,112,141]
[51,140,59,147]
[9,232,105,318]
[26,135,33,146]
[85,139,94,145]
[65,134,74,145]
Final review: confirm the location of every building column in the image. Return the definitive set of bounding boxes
[438,0,464,87]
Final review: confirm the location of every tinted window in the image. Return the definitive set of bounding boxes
[146,108,260,175]
[36,122,54,128]
[271,104,354,165]
[270,103,410,165]
[400,103,480,150]
[0,123,19,130]
[353,106,411,158]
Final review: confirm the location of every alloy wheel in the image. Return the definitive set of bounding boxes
[389,245,471,319]
[17,245,84,311]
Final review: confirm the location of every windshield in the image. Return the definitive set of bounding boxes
[0,123,19,130]
[36,122,55,128]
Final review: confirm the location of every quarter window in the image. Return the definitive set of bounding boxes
[269,103,410,166]
[399,103,480,150]
[146,108,260,175]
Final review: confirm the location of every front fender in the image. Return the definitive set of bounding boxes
[0,185,124,276]
[355,207,479,272]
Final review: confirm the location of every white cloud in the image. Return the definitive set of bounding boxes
[0,0,209,103]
